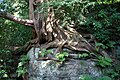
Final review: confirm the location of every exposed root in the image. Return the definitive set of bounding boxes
[64,44,89,52]
[36,57,61,62]
[54,40,67,54]
[13,38,39,55]
[15,0,109,58]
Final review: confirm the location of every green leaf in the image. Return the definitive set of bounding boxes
[55,52,68,62]
[79,53,89,58]
[79,75,93,80]
[3,74,8,77]
[97,76,112,80]
[97,56,112,68]
[47,49,53,53]
[18,62,23,67]
[105,57,112,63]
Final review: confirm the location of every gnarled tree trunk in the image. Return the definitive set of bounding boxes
[28,0,108,56]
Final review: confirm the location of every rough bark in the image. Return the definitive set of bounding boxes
[0,10,34,27]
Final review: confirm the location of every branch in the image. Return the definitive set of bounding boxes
[0,10,34,27]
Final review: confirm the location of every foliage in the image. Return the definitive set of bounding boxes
[78,53,89,58]
[38,0,95,27]
[95,56,120,79]
[96,76,112,80]
[85,5,120,47]
[79,75,93,80]
[102,61,120,79]
[0,19,32,47]
[0,60,8,79]
[93,0,120,4]
[0,49,14,79]
[0,0,31,79]
[55,52,68,62]
[0,0,29,18]
[39,49,53,57]
[0,0,31,47]
[95,42,107,50]
[79,75,112,80]
[113,62,120,74]
[16,55,29,77]
[106,69,119,78]
[96,56,112,68]
[95,41,116,50]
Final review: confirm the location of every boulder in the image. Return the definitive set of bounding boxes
[27,47,102,80]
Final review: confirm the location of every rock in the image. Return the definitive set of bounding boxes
[27,47,102,80]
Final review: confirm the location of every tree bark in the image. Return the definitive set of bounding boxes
[0,10,34,27]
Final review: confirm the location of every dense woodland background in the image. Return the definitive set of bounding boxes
[0,0,120,80]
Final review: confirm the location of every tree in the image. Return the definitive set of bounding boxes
[1,0,120,79]
[0,0,108,56]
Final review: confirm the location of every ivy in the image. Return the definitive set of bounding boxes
[55,52,68,62]
[16,55,29,77]
[39,49,53,57]
[97,56,112,68]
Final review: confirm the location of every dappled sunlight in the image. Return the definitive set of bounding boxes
[0,0,120,79]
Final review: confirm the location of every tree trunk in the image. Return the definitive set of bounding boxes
[27,0,106,55]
